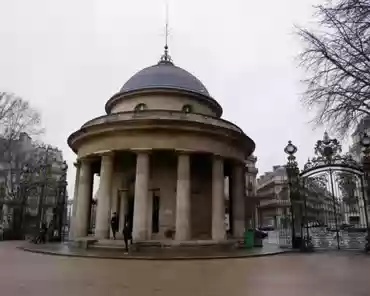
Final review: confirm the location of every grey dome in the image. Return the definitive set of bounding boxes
[120,61,210,97]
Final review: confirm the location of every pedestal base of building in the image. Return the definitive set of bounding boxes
[20,240,285,260]
[90,238,240,252]
[69,237,99,249]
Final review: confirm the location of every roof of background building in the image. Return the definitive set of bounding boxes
[257,165,286,186]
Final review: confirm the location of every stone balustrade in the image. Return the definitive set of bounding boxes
[81,110,243,133]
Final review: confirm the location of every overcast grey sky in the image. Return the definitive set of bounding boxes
[0,0,347,195]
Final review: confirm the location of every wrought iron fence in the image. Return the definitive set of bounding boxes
[282,133,370,251]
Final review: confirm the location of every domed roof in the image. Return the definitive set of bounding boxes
[120,60,210,97]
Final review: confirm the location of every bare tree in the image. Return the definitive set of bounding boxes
[0,92,43,200]
[297,0,370,136]
[0,92,42,141]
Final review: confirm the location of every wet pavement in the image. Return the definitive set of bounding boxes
[2,241,370,296]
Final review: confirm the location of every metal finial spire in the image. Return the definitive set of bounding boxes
[159,0,173,64]
[165,0,169,50]
[323,131,330,142]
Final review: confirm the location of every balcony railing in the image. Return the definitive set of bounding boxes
[259,199,290,208]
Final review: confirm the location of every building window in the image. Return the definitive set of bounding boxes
[182,104,193,113]
[134,103,147,112]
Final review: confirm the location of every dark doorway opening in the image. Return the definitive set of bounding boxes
[152,195,160,233]
[126,195,134,234]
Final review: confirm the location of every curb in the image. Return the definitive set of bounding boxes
[18,246,288,261]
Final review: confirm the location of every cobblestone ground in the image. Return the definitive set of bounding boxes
[1,242,370,296]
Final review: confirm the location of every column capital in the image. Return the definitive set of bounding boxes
[101,153,114,164]
[101,151,115,157]
[212,153,224,160]
[91,150,115,158]
[131,148,153,155]
[175,149,194,155]
[131,148,151,152]
[78,156,97,164]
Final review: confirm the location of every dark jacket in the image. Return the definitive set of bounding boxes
[111,216,118,230]
[123,225,131,239]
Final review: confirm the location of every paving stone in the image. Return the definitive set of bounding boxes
[1,241,370,296]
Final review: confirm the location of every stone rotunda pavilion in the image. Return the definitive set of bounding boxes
[68,48,255,244]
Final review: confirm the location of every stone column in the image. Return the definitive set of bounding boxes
[119,189,128,233]
[232,161,245,238]
[69,161,81,240]
[212,156,225,241]
[74,159,93,238]
[132,151,150,241]
[175,153,191,241]
[95,153,114,239]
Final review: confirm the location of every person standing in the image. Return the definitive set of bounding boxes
[110,212,119,240]
[123,222,130,253]
[40,222,48,244]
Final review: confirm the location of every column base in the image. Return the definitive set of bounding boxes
[132,230,147,242]
[232,220,245,238]
[94,229,110,240]
[212,233,226,242]
[175,235,191,242]
[175,222,191,241]
[74,226,89,239]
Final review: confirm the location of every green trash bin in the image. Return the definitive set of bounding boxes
[244,229,255,249]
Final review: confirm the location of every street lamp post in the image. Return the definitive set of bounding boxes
[284,140,300,249]
[360,132,370,252]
